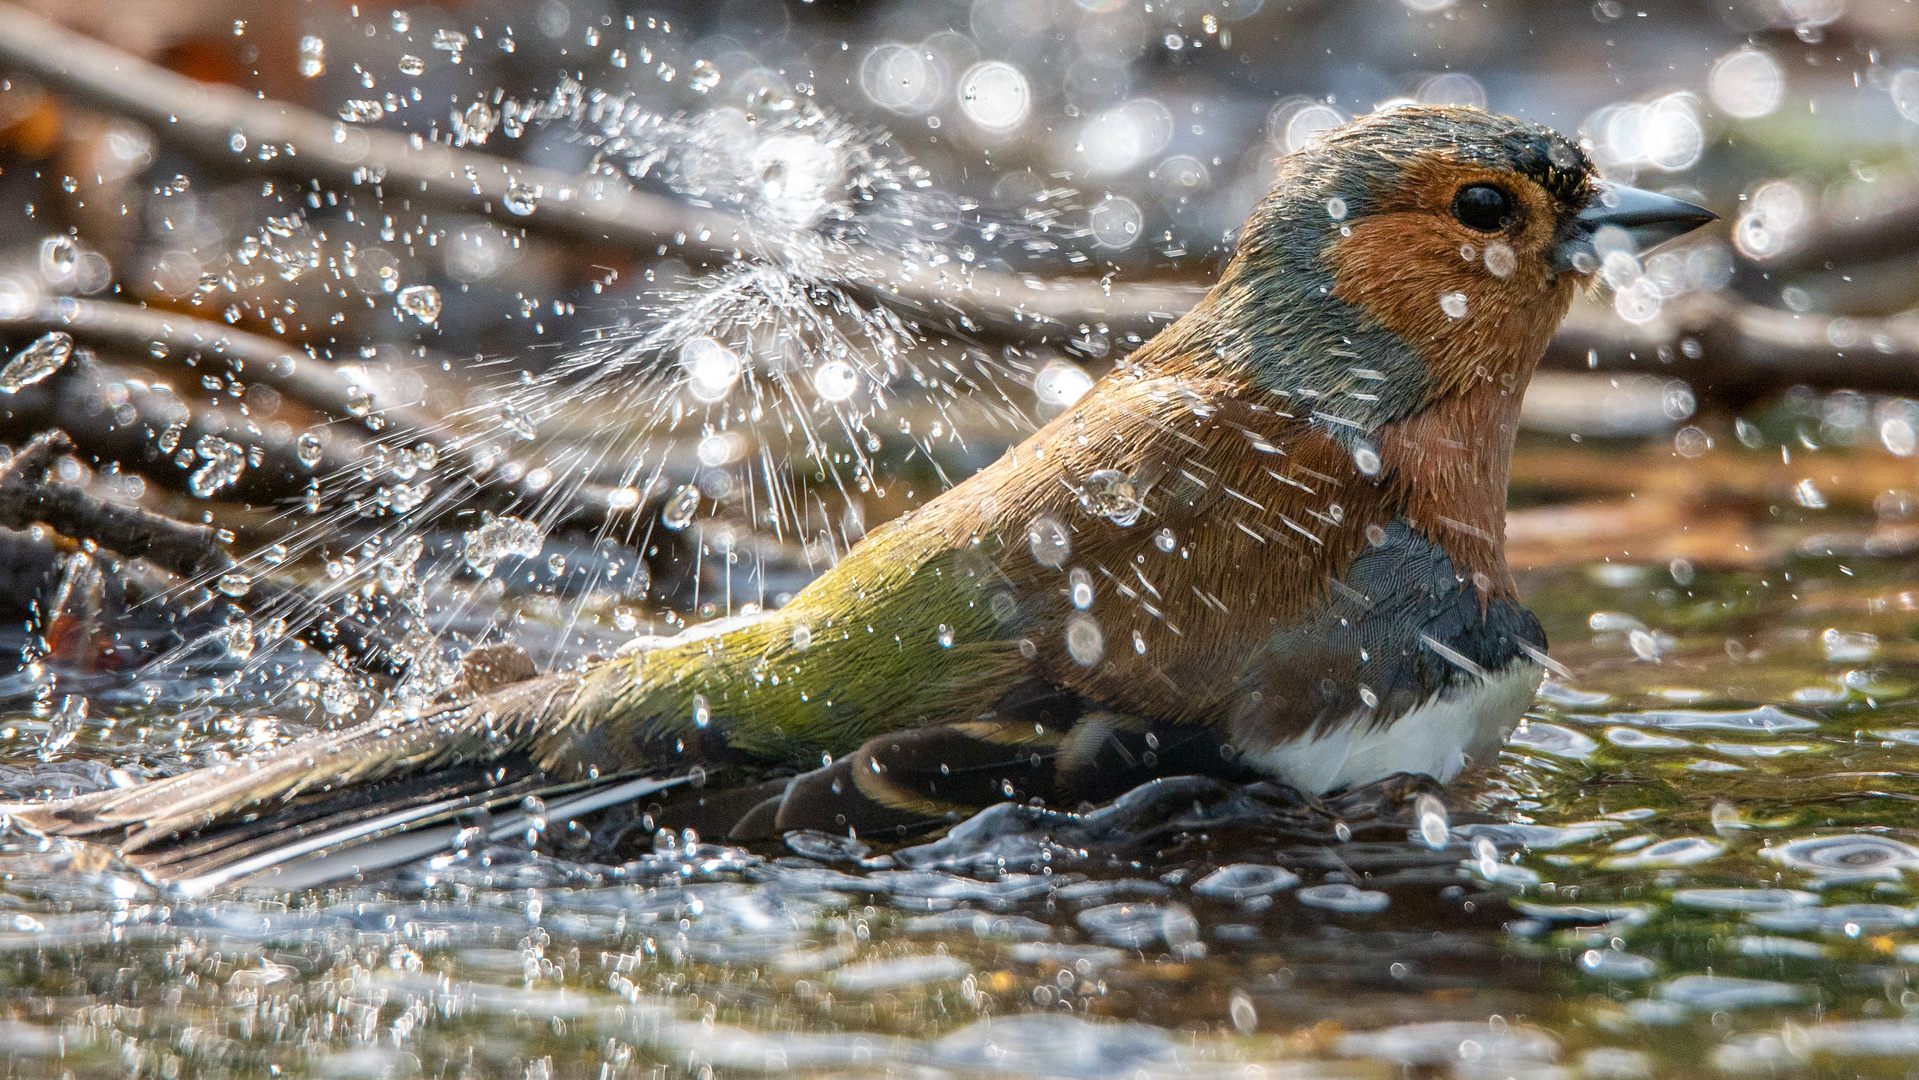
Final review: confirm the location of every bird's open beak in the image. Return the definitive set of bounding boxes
[1556,181,1717,272]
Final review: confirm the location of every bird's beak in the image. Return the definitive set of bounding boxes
[1555,181,1718,272]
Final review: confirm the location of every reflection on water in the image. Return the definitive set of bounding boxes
[13,467,1919,1079]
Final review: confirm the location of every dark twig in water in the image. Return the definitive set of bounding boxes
[0,430,405,675]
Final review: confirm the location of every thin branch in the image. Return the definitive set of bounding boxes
[1544,292,1919,400]
[0,2,1195,343]
[0,297,647,517]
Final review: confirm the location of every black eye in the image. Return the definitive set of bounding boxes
[1452,184,1516,232]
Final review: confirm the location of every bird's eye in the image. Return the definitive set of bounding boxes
[1452,184,1516,233]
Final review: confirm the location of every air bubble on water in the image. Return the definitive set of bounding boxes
[189,435,246,497]
[1439,291,1468,319]
[398,54,425,76]
[662,485,700,529]
[937,624,955,648]
[692,694,711,728]
[298,35,325,78]
[502,179,541,215]
[1064,613,1104,666]
[397,283,441,323]
[1028,515,1071,568]
[1060,567,1093,610]
[1416,793,1450,849]
[296,432,323,467]
[1153,527,1176,552]
[0,332,73,393]
[1078,469,1143,526]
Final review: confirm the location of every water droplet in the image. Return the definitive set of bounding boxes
[1153,527,1176,553]
[397,283,440,322]
[1034,360,1093,408]
[1065,612,1104,666]
[1325,197,1347,220]
[693,694,711,728]
[1069,567,1094,609]
[398,54,425,76]
[1352,441,1382,476]
[459,100,496,143]
[218,572,251,597]
[502,178,541,215]
[1439,291,1469,319]
[792,624,812,652]
[1132,630,1146,654]
[812,360,859,402]
[680,337,742,402]
[297,35,325,78]
[188,435,246,497]
[937,624,955,648]
[1416,793,1450,849]
[462,515,544,575]
[662,485,699,529]
[1027,515,1071,568]
[390,9,410,32]
[1484,242,1518,280]
[1078,469,1144,526]
[0,332,73,393]
[39,235,76,280]
[689,58,721,93]
[296,432,323,467]
[547,553,567,576]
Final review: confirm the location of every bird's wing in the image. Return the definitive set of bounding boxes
[1242,518,1546,742]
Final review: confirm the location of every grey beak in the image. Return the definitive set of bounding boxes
[1556,181,1717,272]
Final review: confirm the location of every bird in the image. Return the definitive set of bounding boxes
[14,105,1714,886]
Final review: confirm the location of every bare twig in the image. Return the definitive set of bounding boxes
[1544,292,1919,401]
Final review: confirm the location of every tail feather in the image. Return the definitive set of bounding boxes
[13,672,582,848]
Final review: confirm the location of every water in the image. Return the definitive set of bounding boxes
[5,493,1919,1078]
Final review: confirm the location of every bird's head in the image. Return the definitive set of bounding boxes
[1203,105,1713,438]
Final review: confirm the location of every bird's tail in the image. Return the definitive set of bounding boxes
[9,538,1024,881]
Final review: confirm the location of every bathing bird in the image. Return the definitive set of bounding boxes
[15,106,1714,883]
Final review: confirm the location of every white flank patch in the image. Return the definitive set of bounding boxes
[1247,661,1544,794]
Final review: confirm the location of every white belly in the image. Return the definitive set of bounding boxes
[1245,662,1543,794]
